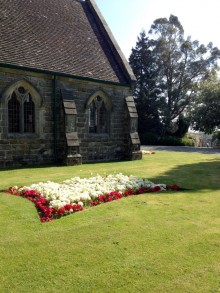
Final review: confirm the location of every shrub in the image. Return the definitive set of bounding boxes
[139,132,159,145]
[140,132,195,146]
[212,131,220,148]
[158,136,181,146]
[181,137,195,146]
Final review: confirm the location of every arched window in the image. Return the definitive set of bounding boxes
[7,86,35,133]
[2,80,41,135]
[89,96,108,133]
[89,99,97,133]
[8,92,20,133]
[24,95,35,133]
[86,91,112,134]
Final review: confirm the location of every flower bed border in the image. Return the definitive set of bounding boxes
[5,175,180,222]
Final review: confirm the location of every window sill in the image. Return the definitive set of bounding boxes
[5,133,39,139]
[87,132,110,138]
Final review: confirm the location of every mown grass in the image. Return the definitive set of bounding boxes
[0,151,220,293]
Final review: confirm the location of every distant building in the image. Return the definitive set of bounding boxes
[0,0,141,167]
[188,129,213,147]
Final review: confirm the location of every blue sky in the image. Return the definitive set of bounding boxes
[95,0,220,60]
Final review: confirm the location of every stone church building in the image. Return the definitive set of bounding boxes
[0,0,141,167]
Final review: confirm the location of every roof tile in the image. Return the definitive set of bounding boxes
[0,0,132,84]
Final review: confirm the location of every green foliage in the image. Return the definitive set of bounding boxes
[212,131,220,147]
[129,15,220,135]
[0,154,220,292]
[158,136,184,146]
[139,131,159,145]
[213,131,220,140]
[173,114,190,138]
[181,137,195,146]
[190,76,220,133]
[140,132,194,146]
[129,31,162,134]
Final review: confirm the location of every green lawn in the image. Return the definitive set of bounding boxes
[0,151,220,293]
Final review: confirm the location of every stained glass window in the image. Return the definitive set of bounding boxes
[24,95,35,133]
[8,92,20,133]
[89,96,108,133]
[8,89,35,133]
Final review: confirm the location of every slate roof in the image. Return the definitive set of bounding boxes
[0,0,135,84]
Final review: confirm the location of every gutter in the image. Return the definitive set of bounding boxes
[0,63,131,87]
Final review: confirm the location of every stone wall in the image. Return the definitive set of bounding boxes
[0,67,140,168]
[0,68,55,167]
[57,79,132,163]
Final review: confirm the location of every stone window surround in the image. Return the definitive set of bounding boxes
[85,89,112,135]
[1,79,42,138]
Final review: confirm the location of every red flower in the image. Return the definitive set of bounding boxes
[137,187,148,194]
[58,207,65,215]
[22,189,41,198]
[124,189,134,196]
[40,217,54,223]
[36,197,49,205]
[90,200,99,206]
[98,195,107,203]
[72,204,83,211]
[64,204,72,211]
[149,186,161,192]
[6,176,181,223]
[166,184,180,191]
[44,207,53,218]
[171,184,180,191]
[112,192,123,200]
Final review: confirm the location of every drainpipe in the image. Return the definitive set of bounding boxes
[53,75,58,164]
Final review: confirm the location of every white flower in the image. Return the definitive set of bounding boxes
[14,173,167,211]
[78,201,84,207]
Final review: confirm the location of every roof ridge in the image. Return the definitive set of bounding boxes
[86,0,136,84]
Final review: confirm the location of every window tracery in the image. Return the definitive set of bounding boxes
[2,80,41,136]
[87,91,112,134]
[8,87,35,133]
[89,96,108,133]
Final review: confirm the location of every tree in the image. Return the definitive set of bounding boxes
[190,75,220,133]
[129,31,162,134]
[129,15,220,135]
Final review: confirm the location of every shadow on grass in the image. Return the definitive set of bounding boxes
[1,157,220,192]
[152,160,220,191]
[0,164,60,172]
[0,159,125,172]
[142,145,220,155]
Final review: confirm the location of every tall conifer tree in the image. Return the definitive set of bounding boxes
[130,15,220,135]
[129,31,161,134]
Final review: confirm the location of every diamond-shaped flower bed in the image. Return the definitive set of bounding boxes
[5,173,180,222]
